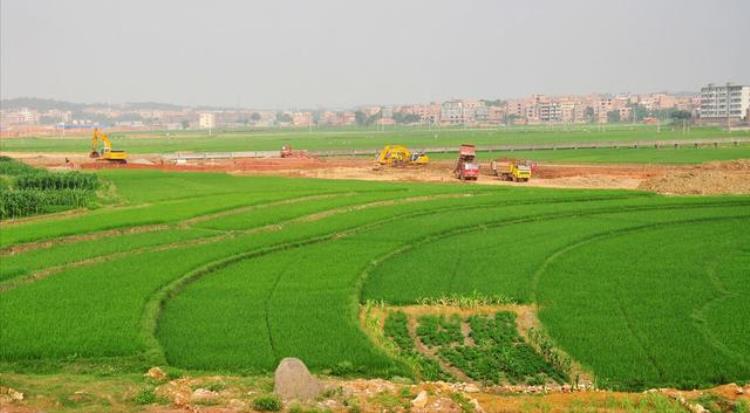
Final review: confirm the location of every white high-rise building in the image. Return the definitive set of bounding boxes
[199,112,216,129]
[700,83,750,121]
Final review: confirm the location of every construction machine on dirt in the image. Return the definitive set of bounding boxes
[89,128,128,164]
[490,159,532,182]
[375,145,429,167]
[280,144,310,159]
[454,144,479,181]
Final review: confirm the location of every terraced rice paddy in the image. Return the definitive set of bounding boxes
[1,169,748,391]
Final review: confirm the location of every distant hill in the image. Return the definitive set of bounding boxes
[1,97,191,112]
[120,101,186,111]
[1,97,87,111]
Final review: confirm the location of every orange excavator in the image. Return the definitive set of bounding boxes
[89,128,128,164]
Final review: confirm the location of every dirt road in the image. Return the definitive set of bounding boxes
[4,151,749,195]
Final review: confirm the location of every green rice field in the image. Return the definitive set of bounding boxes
[2,124,748,156]
[1,169,748,391]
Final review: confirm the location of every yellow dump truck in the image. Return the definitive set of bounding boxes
[490,159,532,182]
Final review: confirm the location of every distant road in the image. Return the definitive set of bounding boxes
[163,136,750,160]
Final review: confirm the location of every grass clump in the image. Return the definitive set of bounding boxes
[450,392,476,413]
[133,387,157,405]
[253,394,282,411]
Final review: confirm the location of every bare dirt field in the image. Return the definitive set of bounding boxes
[4,152,750,195]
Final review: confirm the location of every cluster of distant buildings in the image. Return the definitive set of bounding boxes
[1,83,748,137]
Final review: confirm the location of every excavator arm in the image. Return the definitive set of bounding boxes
[90,128,113,157]
[89,128,127,163]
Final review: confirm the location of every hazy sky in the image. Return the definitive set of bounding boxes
[1,0,748,108]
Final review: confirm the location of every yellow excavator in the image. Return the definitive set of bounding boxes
[89,128,128,163]
[375,145,429,167]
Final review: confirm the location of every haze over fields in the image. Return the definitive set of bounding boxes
[1,0,749,108]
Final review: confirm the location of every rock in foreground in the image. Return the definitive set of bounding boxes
[273,357,322,401]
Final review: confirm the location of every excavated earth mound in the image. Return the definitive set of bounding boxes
[639,160,750,195]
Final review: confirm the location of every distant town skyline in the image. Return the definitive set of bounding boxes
[9,84,749,138]
[0,87,707,110]
[2,0,749,108]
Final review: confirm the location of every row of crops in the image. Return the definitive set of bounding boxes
[0,169,748,391]
[384,311,564,385]
[0,157,100,220]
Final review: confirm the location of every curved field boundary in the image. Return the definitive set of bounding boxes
[150,192,635,366]
[0,191,644,289]
[528,214,750,301]
[142,232,355,364]
[145,194,503,363]
[5,196,743,295]
[0,191,365,255]
[359,212,750,386]
[0,193,335,255]
[0,207,90,226]
[349,204,750,376]
[177,192,352,227]
[0,234,225,293]
[0,224,169,257]
[359,202,750,305]
[689,265,748,368]
[527,216,750,379]
[6,185,748,370]
[0,193,481,291]
[0,190,323,250]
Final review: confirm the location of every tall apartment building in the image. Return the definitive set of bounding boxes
[199,112,216,129]
[700,83,750,121]
[440,100,466,125]
[538,101,561,122]
[414,103,441,124]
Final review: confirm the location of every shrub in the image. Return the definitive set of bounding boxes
[133,387,156,405]
[253,394,282,411]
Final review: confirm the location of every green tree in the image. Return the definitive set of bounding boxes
[482,99,505,107]
[393,112,420,124]
[250,112,261,121]
[275,112,292,123]
[670,110,691,120]
[367,112,382,125]
[607,110,621,123]
[312,111,322,125]
[355,111,367,126]
[628,104,649,122]
[584,107,595,123]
